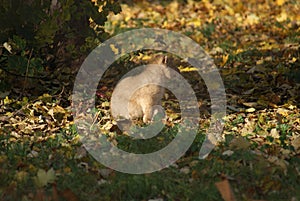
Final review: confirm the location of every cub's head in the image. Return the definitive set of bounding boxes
[150,55,172,79]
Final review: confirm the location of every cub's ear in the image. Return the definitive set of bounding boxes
[156,55,171,79]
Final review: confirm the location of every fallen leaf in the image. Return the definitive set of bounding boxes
[3,42,12,53]
[276,11,288,22]
[34,168,56,187]
[291,136,300,150]
[222,150,234,156]
[110,44,119,54]
[276,0,285,6]
[215,179,236,201]
[245,13,260,25]
[180,166,190,174]
[245,108,256,113]
[270,128,280,139]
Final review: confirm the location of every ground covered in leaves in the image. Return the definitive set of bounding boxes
[1,0,300,200]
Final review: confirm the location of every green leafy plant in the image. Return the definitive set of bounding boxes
[0,0,121,80]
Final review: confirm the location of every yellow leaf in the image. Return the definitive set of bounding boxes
[34,168,56,187]
[48,108,54,118]
[136,53,144,60]
[141,55,152,61]
[221,54,229,66]
[4,111,12,118]
[53,105,65,113]
[290,57,297,63]
[124,16,131,22]
[277,108,290,117]
[235,13,243,23]
[101,101,110,107]
[256,59,264,65]
[276,0,285,6]
[235,49,243,54]
[179,66,198,72]
[245,13,260,25]
[276,12,287,22]
[168,1,179,14]
[245,108,256,113]
[288,104,296,110]
[186,18,202,28]
[3,96,11,105]
[162,21,169,29]
[225,5,234,15]
[102,121,114,130]
[110,44,119,55]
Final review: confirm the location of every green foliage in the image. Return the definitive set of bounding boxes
[1,35,44,76]
[116,125,176,154]
[200,22,215,39]
[0,0,121,77]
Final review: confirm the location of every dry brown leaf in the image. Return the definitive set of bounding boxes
[291,136,300,150]
[215,179,236,201]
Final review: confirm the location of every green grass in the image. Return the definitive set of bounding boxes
[1,124,300,200]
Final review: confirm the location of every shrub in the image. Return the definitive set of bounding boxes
[0,0,121,78]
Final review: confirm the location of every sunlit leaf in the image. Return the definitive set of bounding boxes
[34,168,56,187]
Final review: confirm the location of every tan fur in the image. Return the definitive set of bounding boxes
[111,55,170,123]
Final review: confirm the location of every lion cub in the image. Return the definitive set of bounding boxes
[111,55,171,124]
